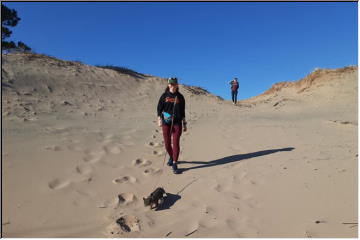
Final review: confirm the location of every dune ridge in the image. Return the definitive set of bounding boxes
[261,66,357,95]
[241,66,357,111]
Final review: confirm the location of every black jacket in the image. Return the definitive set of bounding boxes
[157,91,185,125]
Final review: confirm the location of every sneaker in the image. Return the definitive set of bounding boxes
[172,163,180,174]
[167,157,173,166]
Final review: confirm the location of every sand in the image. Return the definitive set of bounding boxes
[2,53,357,237]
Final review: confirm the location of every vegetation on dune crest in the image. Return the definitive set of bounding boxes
[96,65,147,78]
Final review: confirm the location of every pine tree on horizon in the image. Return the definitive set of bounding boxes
[2,3,31,52]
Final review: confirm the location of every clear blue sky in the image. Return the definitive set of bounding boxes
[3,2,358,100]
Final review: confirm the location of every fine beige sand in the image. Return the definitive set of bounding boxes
[2,53,357,237]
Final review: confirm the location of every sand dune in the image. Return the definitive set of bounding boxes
[2,53,357,237]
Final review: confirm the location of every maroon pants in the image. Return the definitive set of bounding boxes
[162,124,182,163]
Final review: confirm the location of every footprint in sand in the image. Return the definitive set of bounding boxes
[44,145,63,151]
[113,176,137,184]
[83,150,105,163]
[204,206,216,215]
[143,168,162,176]
[48,178,71,190]
[75,165,93,175]
[106,215,140,235]
[66,145,83,151]
[44,126,70,135]
[305,230,314,238]
[214,184,224,192]
[147,142,162,148]
[199,206,218,228]
[116,193,137,206]
[232,193,241,200]
[132,158,152,167]
[152,150,164,156]
[102,145,122,154]
[116,215,140,232]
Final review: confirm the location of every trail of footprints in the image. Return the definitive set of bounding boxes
[44,126,179,236]
[42,125,262,236]
[45,127,164,186]
[43,132,116,189]
[106,128,165,236]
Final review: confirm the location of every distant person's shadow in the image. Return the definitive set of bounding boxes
[157,193,181,211]
[178,147,295,173]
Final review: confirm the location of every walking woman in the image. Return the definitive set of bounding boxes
[157,77,187,174]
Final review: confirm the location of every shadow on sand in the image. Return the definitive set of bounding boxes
[178,147,295,173]
[157,193,181,211]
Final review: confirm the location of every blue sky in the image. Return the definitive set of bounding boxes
[3,2,358,100]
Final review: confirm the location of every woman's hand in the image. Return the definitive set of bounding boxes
[183,121,187,132]
[157,117,162,127]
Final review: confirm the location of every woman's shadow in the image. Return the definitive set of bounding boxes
[178,147,295,173]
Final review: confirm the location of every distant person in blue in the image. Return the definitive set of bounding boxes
[229,77,239,105]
